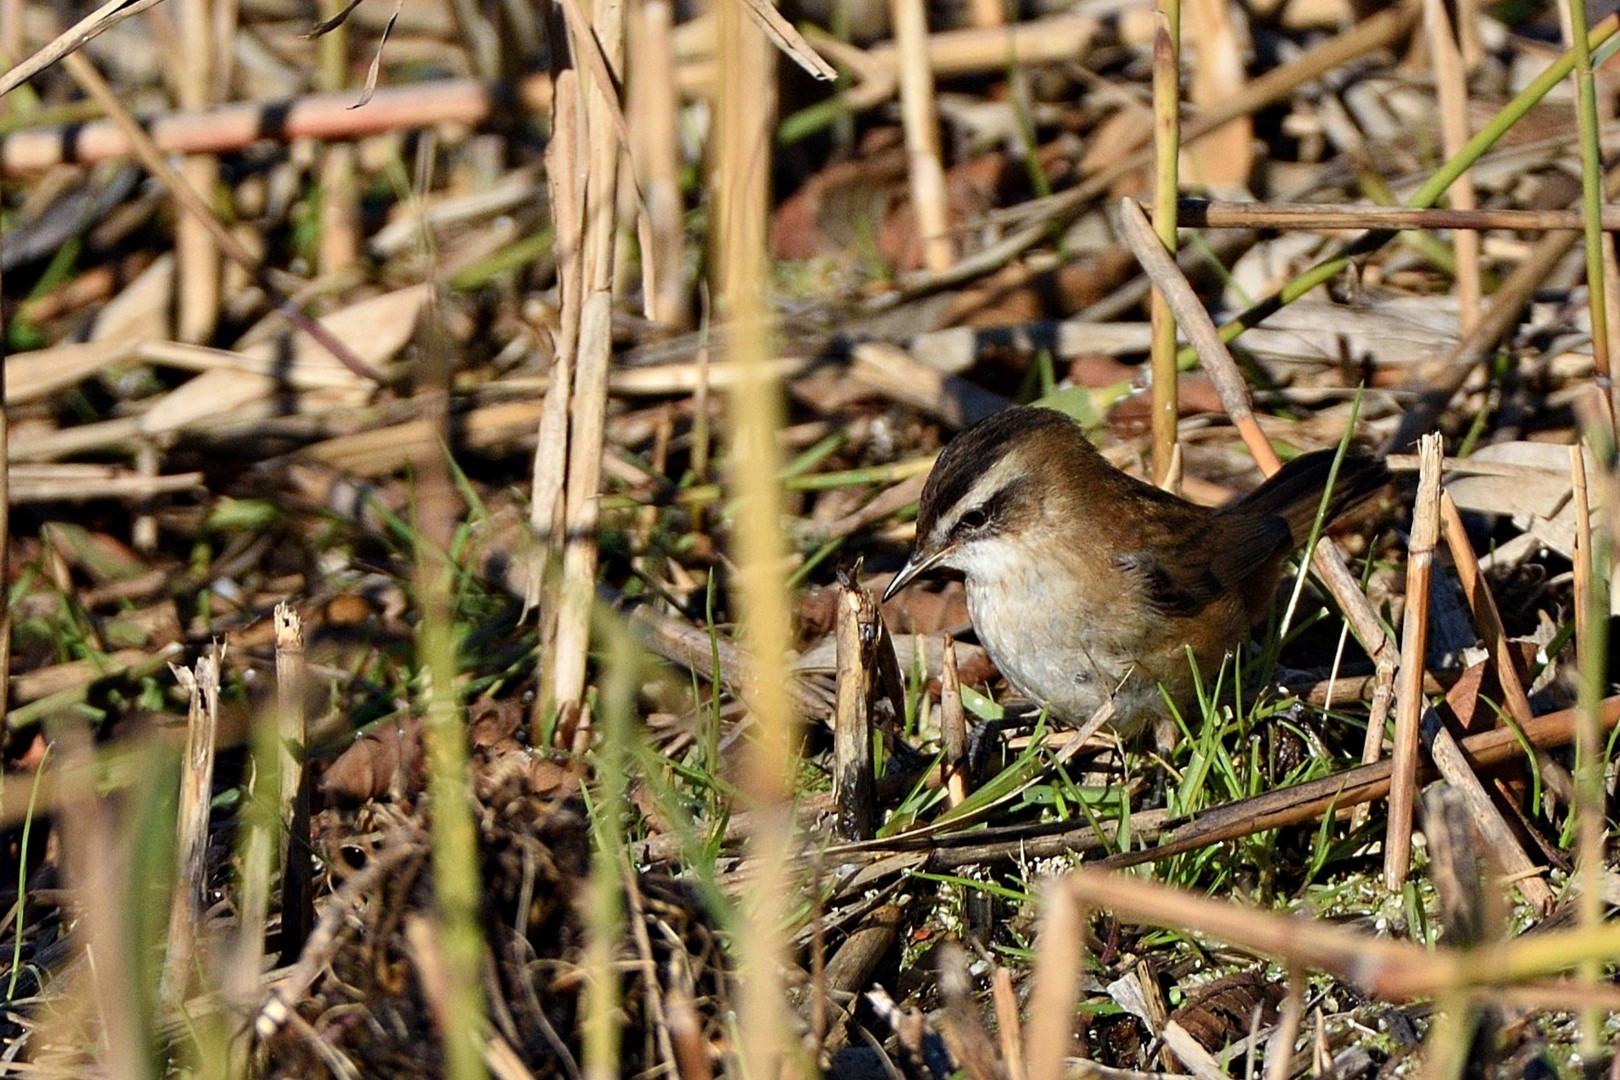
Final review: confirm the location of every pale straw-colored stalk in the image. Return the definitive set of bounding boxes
[1570,440,1609,1056]
[1148,0,1180,485]
[714,0,805,1074]
[1385,434,1441,890]
[892,0,952,273]
[1423,0,1480,333]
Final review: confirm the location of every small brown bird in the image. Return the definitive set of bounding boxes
[883,407,1389,737]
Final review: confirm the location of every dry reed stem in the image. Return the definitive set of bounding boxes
[941,635,968,807]
[0,76,557,173]
[274,603,313,964]
[1148,0,1180,487]
[1118,199,1269,466]
[1433,497,1554,915]
[968,0,1003,27]
[131,440,158,554]
[833,581,877,840]
[6,468,203,503]
[529,71,578,650]
[1181,200,1620,230]
[715,0,802,1074]
[991,967,1024,1080]
[533,41,582,723]
[1385,433,1441,890]
[1023,879,1086,1080]
[316,0,360,275]
[891,0,952,273]
[1572,444,1592,677]
[1054,868,1620,1004]
[630,0,689,328]
[809,12,1097,113]
[543,0,626,737]
[1422,0,1480,333]
[1569,440,1607,1051]
[735,0,835,79]
[0,0,166,98]
[161,646,224,1011]
[173,0,221,344]
[1350,653,1398,831]
[820,905,904,1050]
[1100,693,1620,869]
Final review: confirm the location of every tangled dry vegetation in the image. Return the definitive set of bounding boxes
[2,0,1620,1075]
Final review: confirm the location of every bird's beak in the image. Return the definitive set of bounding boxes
[882,544,951,603]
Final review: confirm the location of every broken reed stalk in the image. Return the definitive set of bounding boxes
[832,581,877,840]
[891,0,953,273]
[1148,0,1180,486]
[274,603,313,964]
[940,635,968,807]
[530,14,576,733]
[538,0,626,741]
[1385,433,1441,890]
[160,646,223,1011]
[1179,200,1620,230]
[714,2,803,1077]
[1569,441,1608,1055]
[1422,0,1480,333]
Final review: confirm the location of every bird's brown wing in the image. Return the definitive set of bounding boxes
[1116,513,1291,619]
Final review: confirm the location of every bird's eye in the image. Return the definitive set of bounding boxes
[959,508,988,530]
